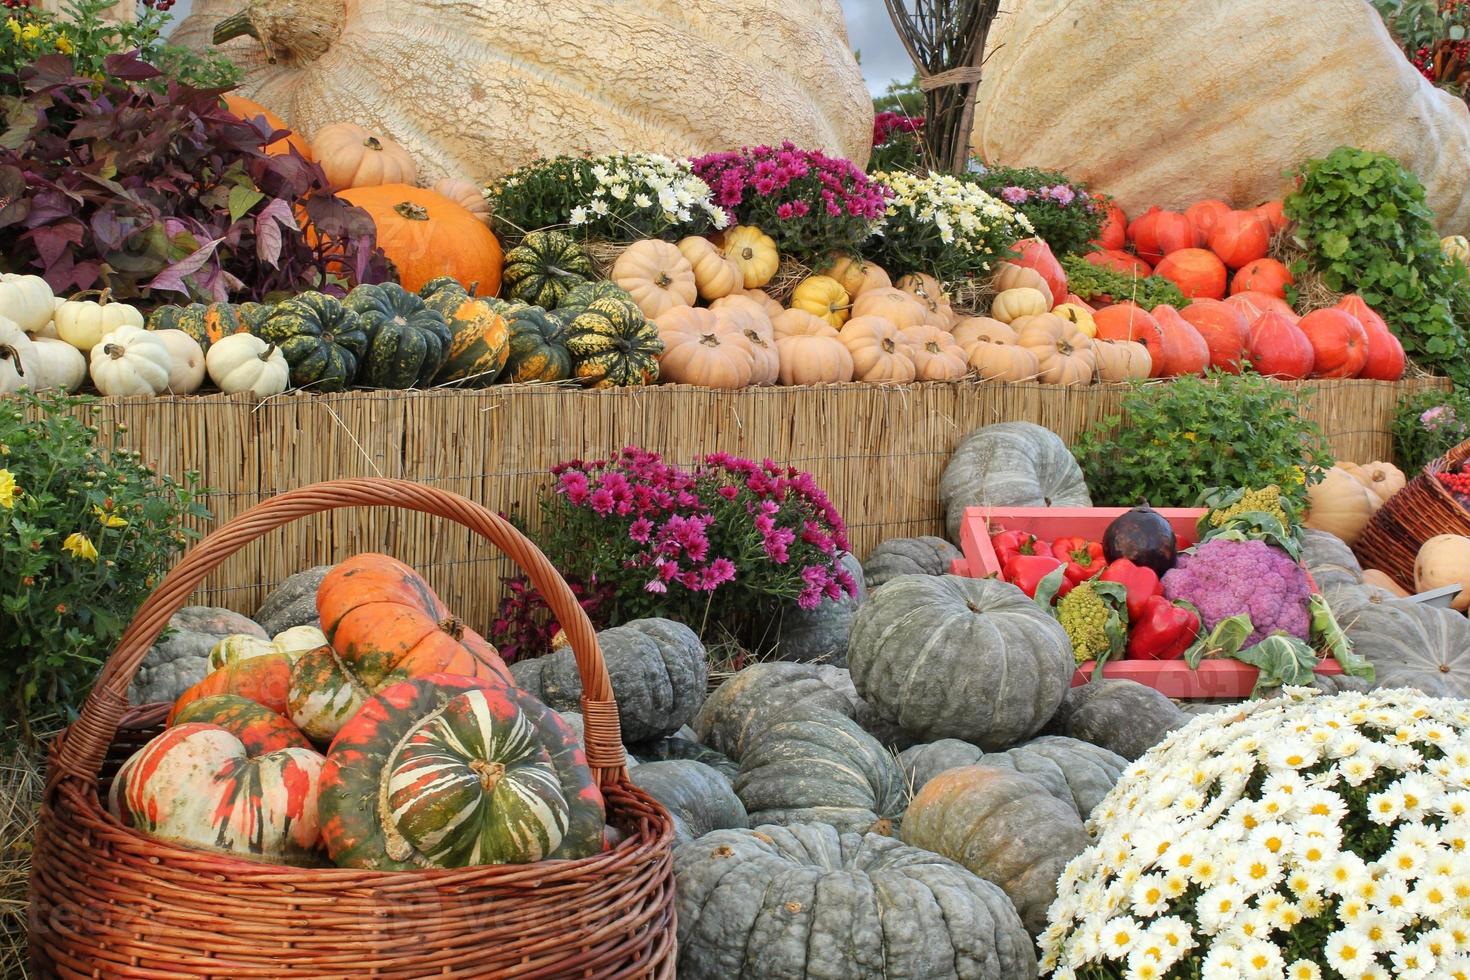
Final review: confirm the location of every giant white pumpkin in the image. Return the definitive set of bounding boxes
[171,0,873,183]
[972,0,1470,235]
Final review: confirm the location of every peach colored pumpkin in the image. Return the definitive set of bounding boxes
[950,316,1017,353]
[654,307,754,388]
[1013,313,1095,386]
[430,177,491,224]
[1093,340,1153,382]
[612,239,698,318]
[712,304,778,385]
[899,324,969,381]
[851,287,928,330]
[771,308,835,341]
[310,122,417,191]
[969,341,1039,383]
[1415,534,1470,611]
[677,236,743,301]
[821,255,891,298]
[992,263,1054,308]
[1362,569,1410,597]
[1304,466,1377,546]
[838,316,916,383]
[772,311,853,385]
[895,273,957,327]
[733,288,785,319]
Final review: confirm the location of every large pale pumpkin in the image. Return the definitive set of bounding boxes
[847,575,1073,749]
[971,0,1470,235]
[1415,535,1470,612]
[177,0,872,185]
[1304,466,1377,547]
[938,421,1092,542]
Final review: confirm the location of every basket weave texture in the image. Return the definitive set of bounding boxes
[1354,439,1470,589]
[29,479,676,978]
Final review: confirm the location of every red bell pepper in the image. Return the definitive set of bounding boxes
[1052,536,1106,584]
[1003,553,1067,599]
[1100,559,1164,622]
[991,530,1047,566]
[1126,595,1200,660]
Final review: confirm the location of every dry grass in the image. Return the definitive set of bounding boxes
[945,269,1000,316]
[583,239,630,279]
[0,741,43,980]
[763,256,815,307]
[1270,230,1343,313]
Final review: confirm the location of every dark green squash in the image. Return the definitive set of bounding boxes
[501,230,594,308]
[553,280,638,324]
[344,283,453,389]
[498,305,573,384]
[256,292,368,392]
[564,298,662,388]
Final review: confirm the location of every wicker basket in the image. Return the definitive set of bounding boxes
[29,479,676,978]
[1354,439,1470,589]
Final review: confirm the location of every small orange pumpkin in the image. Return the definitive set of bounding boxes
[852,287,928,329]
[838,316,916,383]
[950,316,1017,353]
[223,94,312,161]
[1229,258,1294,300]
[898,324,968,381]
[772,312,854,386]
[1013,313,1094,386]
[969,341,1039,383]
[655,307,755,388]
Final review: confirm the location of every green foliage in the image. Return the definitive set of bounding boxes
[1060,253,1188,309]
[1285,146,1470,387]
[872,74,924,117]
[1391,387,1470,470]
[0,392,208,742]
[968,165,1103,257]
[0,0,240,94]
[1073,371,1333,509]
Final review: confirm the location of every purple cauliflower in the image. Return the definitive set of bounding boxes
[1161,539,1311,649]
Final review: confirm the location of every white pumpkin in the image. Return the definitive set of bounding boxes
[0,274,57,334]
[28,337,87,392]
[151,329,206,395]
[205,334,290,397]
[0,316,38,394]
[32,296,64,340]
[56,291,145,353]
[88,325,171,397]
[272,625,328,658]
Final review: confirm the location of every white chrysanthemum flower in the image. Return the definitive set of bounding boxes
[1286,960,1322,980]
[1324,928,1377,974]
[568,206,589,226]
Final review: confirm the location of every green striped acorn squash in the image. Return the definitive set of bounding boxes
[499,304,574,384]
[256,292,369,392]
[146,302,266,352]
[564,297,662,388]
[419,279,511,386]
[344,283,453,389]
[502,230,595,308]
[318,672,606,870]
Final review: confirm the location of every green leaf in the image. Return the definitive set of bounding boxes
[1033,566,1068,610]
[1184,613,1254,668]
[228,183,265,223]
[1309,593,1374,684]
[1234,635,1318,697]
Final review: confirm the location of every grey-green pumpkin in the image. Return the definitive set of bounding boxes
[773,552,866,667]
[848,575,1073,749]
[253,565,333,636]
[863,535,964,591]
[128,606,268,705]
[509,618,708,743]
[629,759,747,845]
[1322,583,1470,698]
[630,734,739,783]
[734,706,906,835]
[938,421,1092,543]
[1300,528,1364,591]
[901,765,1088,935]
[693,661,861,762]
[1046,679,1188,761]
[675,824,1037,980]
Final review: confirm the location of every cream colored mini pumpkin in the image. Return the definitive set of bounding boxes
[969,341,1039,383]
[208,634,282,671]
[0,316,37,394]
[950,316,1017,353]
[990,288,1050,324]
[1051,302,1097,338]
[851,287,928,330]
[723,226,780,289]
[677,237,743,301]
[151,329,207,395]
[821,255,891,298]
[205,333,290,397]
[773,312,853,385]
[310,122,417,191]
[430,177,492,224]
[771,308,836,341]
[28,337,87,392]
[992,263,1054,308]
[1092,339,1152,382]
[1415,534,1470,611]
[89,325,171,397]
[839,316,916,384]
[1304,466,1377,546]
[790,275,851,328]
[895,273,957,328]
[176,0,872,185]
[1014,313,1095,386]
[654,307,755,388]
[612,240,698,318]
[56,290,144,353]
[0,274,57,334]
[899,324,968,381]
[708,295,772,334]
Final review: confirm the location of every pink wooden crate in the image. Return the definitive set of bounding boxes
[956,505,1207,580]
[1071,658,1344,698]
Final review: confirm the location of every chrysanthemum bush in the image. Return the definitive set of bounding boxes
[866,170,1035,282]
[493,447,855,655]
[969,164,1102,259]
[1041,687,1470,980]
[483,153,727,245]
[690,142,891,262]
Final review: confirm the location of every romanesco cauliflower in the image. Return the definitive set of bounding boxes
[1207,485,1289,530]
[1057,581,1111,665]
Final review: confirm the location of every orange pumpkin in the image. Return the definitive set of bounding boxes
[1297,308,1369,378]
[852,288,929,330]
[1152,211,1202,258]
[1093,303,1166,375]
[1179,299,1250,374]
[969,342,1039,383]
[1013,313,1094,386]
[1084,249,1152,278]
[336,185,504,295]
[656,307,755,388]
[1246,311,1314,379]
[1011,239,1068,306]
[1225,290,1297,324]
[1229,258,1294,299]
[950,316,1017,352]
[1127,206,1164,263]
[1254,199,1289,233]
[169,653,294,723]
[430,178,492,225]
[838,316,916,383]
[1336,295,1405,381]
[223,94,311,161]
[1153,248,1227,300]
[772,311,853,385]
[1150,305,1211,377]
[1093,199,1127,251]
[1184,199,1231,238]
[1208,211,1271,269]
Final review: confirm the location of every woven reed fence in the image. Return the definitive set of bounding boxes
[80,376,1446,621]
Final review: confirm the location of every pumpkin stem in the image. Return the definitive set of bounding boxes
[364,136,384,152]
[880,338,895,353]
[439,616,466,640]
[655,272,672,289]
[699,333,721,347]
[469,759,506,793]
[740,246,755,261]
[0,343,24,379]
[260,342,278,362]
[213,2,345,64]
[394,202,431,222]
[103,343,126,360]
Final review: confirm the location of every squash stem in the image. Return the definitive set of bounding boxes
[213,11,259,45]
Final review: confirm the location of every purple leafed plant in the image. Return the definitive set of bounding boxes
[0,51,393,302]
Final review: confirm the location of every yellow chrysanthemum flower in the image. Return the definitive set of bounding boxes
[93,504,128,529]
[0,468,18,509]
[62,532,98,562]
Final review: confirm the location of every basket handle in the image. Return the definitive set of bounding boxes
[51,478,626,789]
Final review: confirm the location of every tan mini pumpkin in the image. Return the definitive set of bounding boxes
[711,301,777,385]
[708,295,774,336]
[677,237,743,301]
[790,275,851,328]
[430,177,492,224]
[990,288,1050,324]
[1415,535,1470,611]
[310,122,417,191]
[1304,466,1377,546]
[733,288,784,319]
[950,316,1017,353]
[774,312,853,386]
[1092,339,1153,382]
[1363,568,1410,597]
[1342,460,1407,505]
[899,324,968,381]
[895,273,957,328]
[654,307,754,389]
[771,308,835,341]
[821,255,891,298]
[969,341,1040,383]
[851,287,928,330]
[1014,313,1095,386]
[992,263,1054,308]
[839,316,916,384]
[723,226,780,288]
[612,239,698,318]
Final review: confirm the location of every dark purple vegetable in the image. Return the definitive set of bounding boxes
[1102,504,1177,576]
